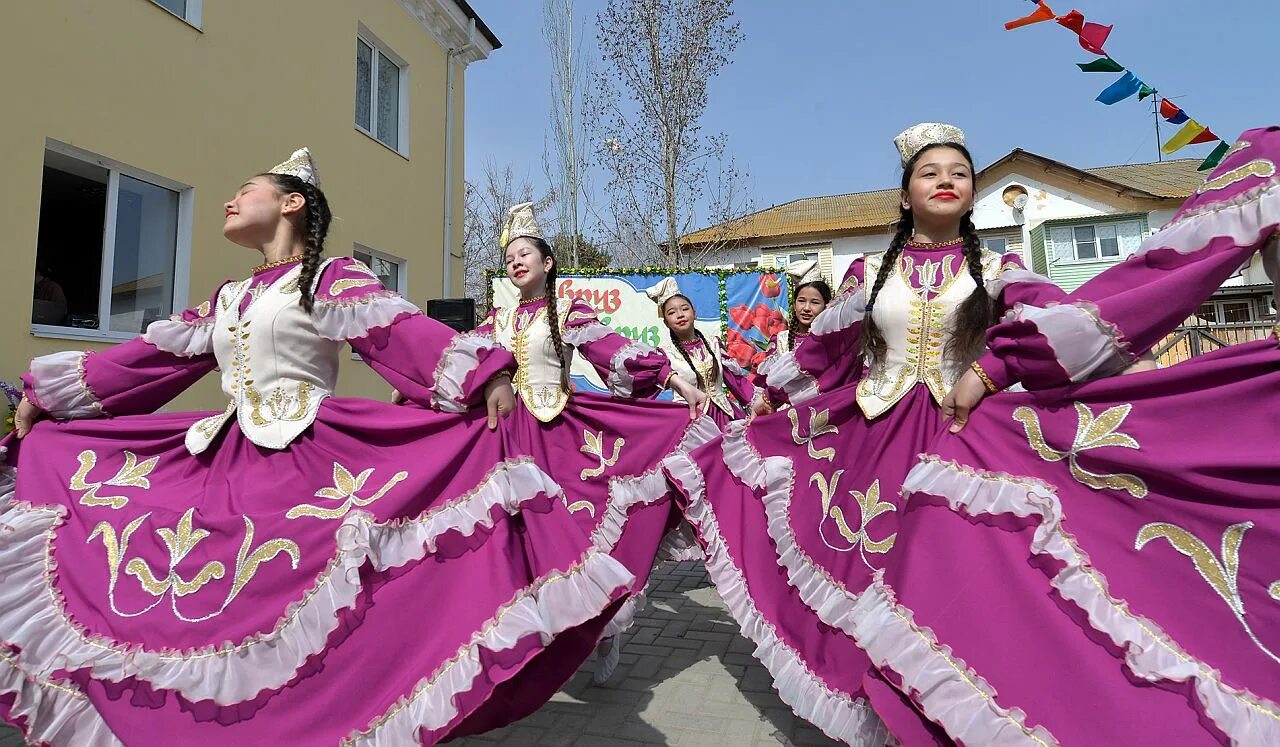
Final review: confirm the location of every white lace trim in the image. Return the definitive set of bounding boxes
[662,452,893,746]
[1005,301,1133,382]
[430,332,506,414]
[0,458,632,707]
[142,317,215,358]
[0,650,122,747]
[986,268,1054,299]
[312,291,420,342]
[757,350,820,405]
[810,287,866,337]
[720,426,1057,745]
[1139,176,1280,256]
[27,351,103,419]
[902,455,1280,745]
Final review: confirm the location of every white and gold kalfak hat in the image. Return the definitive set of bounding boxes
[268,147,321,188]
[499,202,544,249]
[645,276,682,311]
[785,259,823,287]
[894,123,965,165]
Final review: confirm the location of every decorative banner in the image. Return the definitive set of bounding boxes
[1160,98,1190,124]
[1005,1,1056,29]
[1199,140,1231,171]
[489,268,786,395]
[1055,9,1112,55]
[1137,83,1157,101]
[1096,71,1143,105]
[1076,57,1124,73]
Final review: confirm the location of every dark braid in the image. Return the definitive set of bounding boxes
[861,212,913,368]
[264,173,332,313]
[694,328,720,388]
[670,327,705,391]
[946,212,997,366]
[786,280,832,351]
[533,238,573,394]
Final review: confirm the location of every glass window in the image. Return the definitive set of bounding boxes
[982,237,1007,255]
[1220,301,1253,324]
[1096,224,1120,257]
[34,149,186,336]
[1073,225,1098,260]
[353,249,401,293]
[152,0,186,15]
[355,40,373,132]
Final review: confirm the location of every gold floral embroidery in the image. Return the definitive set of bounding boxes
[245,382,315,427]
[195,300,212,318]
[88,509,300,622]
[1136,521,1280,664]
[1196,159,1276,194]
[788,407,839,462]
[810,471,897,566]
[69,450,158,509]
[1225,140,1251,158]
[580,429,624,480]
[328,277,381,295]
[286,463,410,520]
[244,280,270,310]
[1013,402,1148,498]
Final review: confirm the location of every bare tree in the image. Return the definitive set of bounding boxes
[589,0,746,266]
[542,0,591,267]
[462,160,556,319]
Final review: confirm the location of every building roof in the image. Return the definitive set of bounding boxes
[453,0,502,49]
[683,151,1204,246]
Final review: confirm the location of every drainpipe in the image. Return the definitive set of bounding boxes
[442,18,477,297]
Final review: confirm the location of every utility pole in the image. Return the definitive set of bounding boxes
[1153,94,1163,162]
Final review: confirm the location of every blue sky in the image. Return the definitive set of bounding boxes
[463,0,1278,224]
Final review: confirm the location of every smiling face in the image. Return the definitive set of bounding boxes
[901,145,975,228]
[222,175,302,249]
[792,285,828,330]
[662,296,696,336]
[503,237,553,294]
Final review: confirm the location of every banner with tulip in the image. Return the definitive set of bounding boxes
[491,267,788,395]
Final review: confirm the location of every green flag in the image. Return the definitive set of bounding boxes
[1138,84,1156,101]
[1198,140,1230,172]
[1077,57,1125,73]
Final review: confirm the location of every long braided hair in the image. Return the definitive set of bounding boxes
[785,280,832,351]
[264,173,332,313]
[527,238,573,394]
[861,143,995,369]
[662,294,719,392]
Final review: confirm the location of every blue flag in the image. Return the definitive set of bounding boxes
[1096,71,1143,105]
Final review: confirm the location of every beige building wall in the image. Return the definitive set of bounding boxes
[1,0,494,409]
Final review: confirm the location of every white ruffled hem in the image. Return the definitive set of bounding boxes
[0,651,122,747]
[662,452,893,746]
[1139,175,1280,257]
[312,292,420,342]
[346,549,632,745]
[142,317,215,358]
[430,332,506,414]
[985,267,1054,300]
[656,521,704,563]
[720,427,1056,745]
[27,351,103,420]
[810,287,866,337]
[1005,301,1133,382]
[902,455,1280,746]
[0,457,614,707]
[758,351,819,405]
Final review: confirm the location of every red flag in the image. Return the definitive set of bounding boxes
[1056,10,1112,54]
[1160,99,1182,120]
[1189,128,1219,145]
[1005,1,1056,30]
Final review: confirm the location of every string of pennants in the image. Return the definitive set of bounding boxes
[1006,1,1230,170]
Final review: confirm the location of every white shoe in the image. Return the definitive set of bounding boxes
[593,636,621,684]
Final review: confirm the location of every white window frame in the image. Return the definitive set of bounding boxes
[981,236,1008,255]
[355,27,410,158]
[353,244,408,295]
[1052,219,1143,265]
[146,0,202,29]
[32,140,193,344]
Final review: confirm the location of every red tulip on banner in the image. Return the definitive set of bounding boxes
[1005,1,1056,30]
[1056,10,1112,55]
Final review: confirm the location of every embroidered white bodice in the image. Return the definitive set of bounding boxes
[493,302,575,423]
[667,336,733,417]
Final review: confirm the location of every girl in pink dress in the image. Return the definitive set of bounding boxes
[647,276,756,428]
[664,124,1070,744]
[472,204,717,683]
[752,259,831,411]
[855,125,1280,746]
[0,151,635,745]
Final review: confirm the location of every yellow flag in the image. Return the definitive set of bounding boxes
[1162,120,1207,155]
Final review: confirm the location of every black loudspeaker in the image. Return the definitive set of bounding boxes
[426,298,476,332]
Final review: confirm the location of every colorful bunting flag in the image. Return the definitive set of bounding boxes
[1189,128,1219,145]
[1077,57,1124,72]
[1137,84,1156,101]
[1056,10,1112,55]
[1160,98,1190,124]
[1163,120,1207,155]
[1005,1,1056,30]
[1198,140,1230,171]
[1096,71,1143,105]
